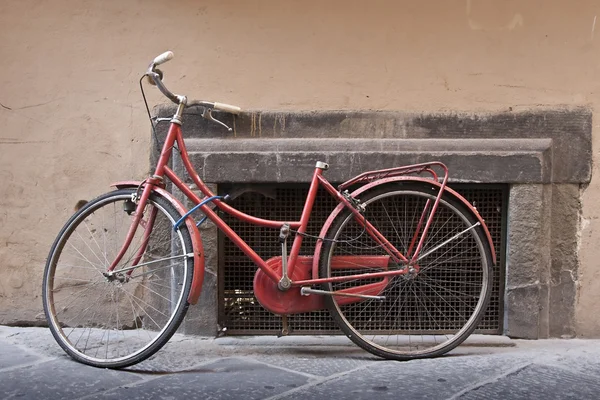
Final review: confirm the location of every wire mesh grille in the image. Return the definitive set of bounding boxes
[218,183,506,335]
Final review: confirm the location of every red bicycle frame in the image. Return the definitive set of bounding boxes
[108,118,456,313]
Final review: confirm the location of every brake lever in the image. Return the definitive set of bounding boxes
[202,108,232,132]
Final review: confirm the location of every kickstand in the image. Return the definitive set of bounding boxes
[277,315,290,337]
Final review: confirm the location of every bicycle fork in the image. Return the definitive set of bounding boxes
[105,185,157,277]
[104,181,192,284]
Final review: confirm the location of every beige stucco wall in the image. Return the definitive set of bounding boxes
[1,0,599,334]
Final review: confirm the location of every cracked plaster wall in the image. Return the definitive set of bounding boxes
[0,0,599,336]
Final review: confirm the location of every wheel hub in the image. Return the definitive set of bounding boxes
[103,271,129,283]
[388,260,420,279]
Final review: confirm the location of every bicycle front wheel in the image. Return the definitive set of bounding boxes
[319,182,493,360]
[43,188,194,368]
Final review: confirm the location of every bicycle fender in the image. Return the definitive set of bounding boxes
[311,177,496,280]
[111,181,205,305]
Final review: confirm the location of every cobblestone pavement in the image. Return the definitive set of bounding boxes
[1,326,600,399]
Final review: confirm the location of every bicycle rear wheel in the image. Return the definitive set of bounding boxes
[319,182,493,360]
[43,188,194,368]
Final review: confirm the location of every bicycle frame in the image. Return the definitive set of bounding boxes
[107,116,467,312]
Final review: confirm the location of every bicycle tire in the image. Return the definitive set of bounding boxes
[42,188,194,368]
[319,181,493,360]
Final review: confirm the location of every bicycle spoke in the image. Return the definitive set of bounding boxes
[120,289,164,330]
[135,281,176,304]
[67,242,106,274]
[74,225,107,269]
[380,200,407,253]
[53,281,101,312]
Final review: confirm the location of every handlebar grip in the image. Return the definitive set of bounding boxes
[153,51,174,66]
[213,102,242,114]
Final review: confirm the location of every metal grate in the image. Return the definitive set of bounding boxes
[218,183,506,335]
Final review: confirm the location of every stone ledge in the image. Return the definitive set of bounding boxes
[179,138,551,183]
[155,106,592,184]
[213,334,516,348]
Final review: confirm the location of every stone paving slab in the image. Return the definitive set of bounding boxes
[549,352,600,380]
[2,327,600,399]
[0,358,142,400]
[0,340,41,369]
[0,325,69,360]
[277,353,533,400]
[87,358,311,400]
[457,364,600,400]
[240,348,375,377]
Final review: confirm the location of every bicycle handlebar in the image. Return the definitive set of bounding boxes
[147,70,181,104]
[214,102,242,114]
[187,100,242,115]
[153,51,174,66]
[145,51,242,115]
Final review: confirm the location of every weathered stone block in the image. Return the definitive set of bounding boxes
[506,185,551,287]
[505,285,542,339]
[548,184,580,338]
[549,270,577,338]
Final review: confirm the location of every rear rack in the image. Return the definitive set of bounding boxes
[338,161,449,191]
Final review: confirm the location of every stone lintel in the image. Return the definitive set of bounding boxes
[183,138,551,184]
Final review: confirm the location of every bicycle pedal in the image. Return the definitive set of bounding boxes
[277,314,290,337]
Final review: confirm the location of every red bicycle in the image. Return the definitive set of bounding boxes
[42,52,495,369]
